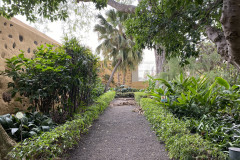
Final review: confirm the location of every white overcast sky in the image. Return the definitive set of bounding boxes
[15,1,155,65]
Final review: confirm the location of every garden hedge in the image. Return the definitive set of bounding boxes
[8,91,115,160]
[134,92,148,105]
[139,98,226,160]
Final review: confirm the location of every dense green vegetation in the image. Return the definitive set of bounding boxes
[7,91,115,160]
[0,112,55,142]
[0,38,107,149]
[139,98,226,159]
[155,43,240,84]
[4,38,103,116]
[1,0,240,159]
[134,92,148,105]
[0,0,108,21]
[146,73,240,157]
[94,9,143,91]
[114,85,140,98]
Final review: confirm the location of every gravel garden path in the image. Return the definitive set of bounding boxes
[65,98,169,160]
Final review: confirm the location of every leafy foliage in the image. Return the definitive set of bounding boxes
[115,92,134,98]
[148,74,240,153]
[0,112,55,142]
[94,9,143,91]
[5,45,71,114]
[4,38,102,115]
[8,91,115,160]
[0,0,108,22]
[139,98,226,160]
[62,37,101,114]
[134,92,148,105]
[126,0,222,64]
[114,85,139,93]
[157,43,240,85]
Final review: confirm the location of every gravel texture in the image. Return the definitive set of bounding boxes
[65,98,169,160]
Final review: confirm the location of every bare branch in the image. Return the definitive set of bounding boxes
[108,0,136,13]
[76,0,137,13]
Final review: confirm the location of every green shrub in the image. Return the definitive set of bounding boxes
[140,98,227,160]
[8,91,115,160]
[134,92,148,104]
[148,74,240,152]
[114,85,139,93]
[115,92,134,98]
[4,38,101,115]
[0,112,55,142]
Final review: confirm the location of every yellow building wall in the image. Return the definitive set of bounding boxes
[0,17,60,115]
[99,61,148,89]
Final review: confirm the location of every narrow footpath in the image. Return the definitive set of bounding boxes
[65,98,169,160]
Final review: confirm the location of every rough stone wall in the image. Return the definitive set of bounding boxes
[0,16,60,115]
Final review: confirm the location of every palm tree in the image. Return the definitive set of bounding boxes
[94,10,143,91]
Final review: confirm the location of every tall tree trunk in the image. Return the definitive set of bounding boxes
[105,59,122,92]
[154,47,166,75]
[221,0,240,67]
[205,25,240,71]
[0,124,16,159]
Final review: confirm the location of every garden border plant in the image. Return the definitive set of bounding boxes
[7,91,115,160]
[134,92,148,105]
[137,95,227,160]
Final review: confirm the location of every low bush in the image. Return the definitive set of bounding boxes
[115,92,134,98]
[134,92,148,104]
[148,74,240,152]
[8,91,115,160]
[0,112,55,142]
[139,98,227,160]
[114,85,139,93]
[4,38,102,115]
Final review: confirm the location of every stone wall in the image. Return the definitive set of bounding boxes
[0,16,60,115]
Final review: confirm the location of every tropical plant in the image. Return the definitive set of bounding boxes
[150,74,234,118]
[94,9,143,91]
[0,112,55,142]
[139,98,226,159]
[148,73,240,153]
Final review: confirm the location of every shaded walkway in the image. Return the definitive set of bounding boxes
[65,98,169,160]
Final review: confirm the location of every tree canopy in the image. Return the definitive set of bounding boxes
[126,0,222,64]
[0,0,109,21]
[94,9,142,91]
[1,0,240,70]
[125,0,240,70]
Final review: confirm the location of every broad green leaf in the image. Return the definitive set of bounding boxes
[215,77,230,89]
[187,86,197,94]
[181,93,186,101]
[180,73,183,83]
